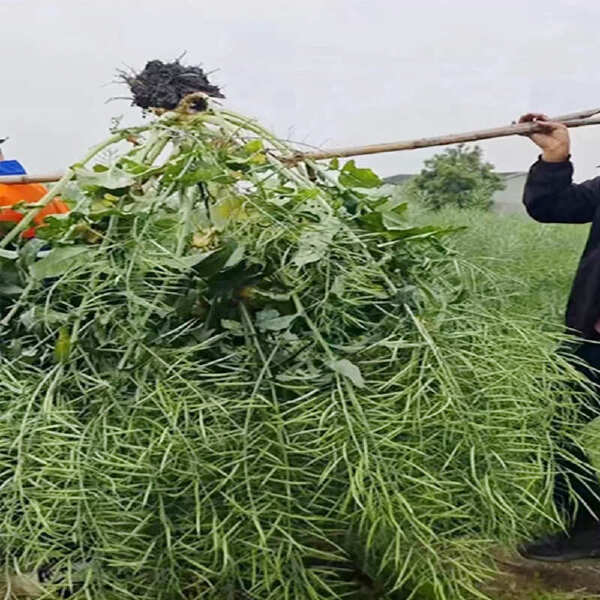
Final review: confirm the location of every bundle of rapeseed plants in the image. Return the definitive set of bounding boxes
[0,63,587,599]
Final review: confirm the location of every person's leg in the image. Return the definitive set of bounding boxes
[558,340,600,529]
[519,340,600,560]
[553,435,600,532]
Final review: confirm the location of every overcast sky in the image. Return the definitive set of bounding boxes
[2,0,600,181]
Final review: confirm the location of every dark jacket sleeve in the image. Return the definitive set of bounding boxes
[523,157,600,224]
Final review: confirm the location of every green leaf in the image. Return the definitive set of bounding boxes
[244,140,263,154]
[54,327,71,363]
[382,211,408,230]
[328,157,340,170]
[20,307,69,330]
[359,212,385,233]
[293,189,319,204]
[293,216,341,267]
[390,201,408,216]
[267,196,292,208]
[339,160,382,189]
[30,246,95,279]
[158,251,217,272]
[331,275,345,297]
[0,284,23,297]
[34,213,76,241]
[19,240,51,271]
[224,244,246,268]
[256,309,297,332]
[119,158,149,175]
[74,165,135,189]
[360,202,409,232]
[20,308,38,330]
[210,195,245,230]
[329,359,365,388]
[193,243,237,278]
[180,166,223,186]
[221,319,244,335]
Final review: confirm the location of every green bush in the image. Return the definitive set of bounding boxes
[409,145,504,211]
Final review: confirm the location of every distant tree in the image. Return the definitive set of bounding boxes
[410,144,504,211]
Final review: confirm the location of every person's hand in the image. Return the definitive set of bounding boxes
[518,113,570,162]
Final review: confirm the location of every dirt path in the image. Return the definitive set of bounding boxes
[485,550,600,599]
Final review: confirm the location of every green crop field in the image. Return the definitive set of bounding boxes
[414,205,587,329]
[413,204,600,600]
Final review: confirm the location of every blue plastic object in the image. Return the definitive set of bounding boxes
[0,160,26,176]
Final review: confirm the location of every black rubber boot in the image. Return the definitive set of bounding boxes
[518,527,600,562]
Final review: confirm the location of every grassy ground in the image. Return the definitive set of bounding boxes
[414,206,588,326]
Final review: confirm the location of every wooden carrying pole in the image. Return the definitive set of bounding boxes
[295,114,600,162]
[0,172,65,184]
[2,108,600,184]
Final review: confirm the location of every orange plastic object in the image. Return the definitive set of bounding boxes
[0,183,69,239]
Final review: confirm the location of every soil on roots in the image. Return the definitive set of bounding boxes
[123,59,224,111]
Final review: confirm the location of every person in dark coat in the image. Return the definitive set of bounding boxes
[519,112,600,561]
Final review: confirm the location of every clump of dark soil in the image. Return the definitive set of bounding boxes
[122,59,224,111]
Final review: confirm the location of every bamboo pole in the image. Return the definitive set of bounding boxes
[2,108,600,183]
[294,113,600,162]
[0,172,66,184]
[540,107,600,121]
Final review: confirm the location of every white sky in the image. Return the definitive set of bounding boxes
[2,0,600,180]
